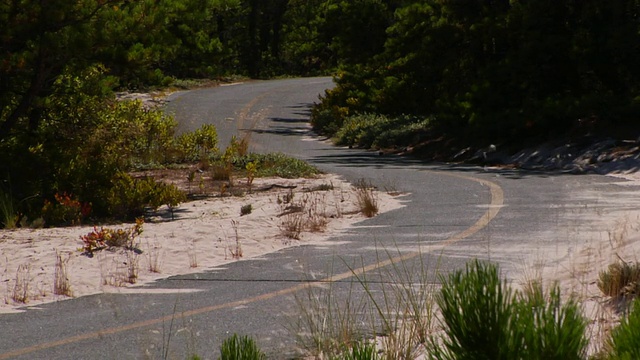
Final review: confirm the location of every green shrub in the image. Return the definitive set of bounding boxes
[104,173,186,220]
[609,297,640,360]
[175,123,219,163]
[229,153,319,178]
[219,334,266,360]
[432,260,587,360]
[311,105,350,136]
[334,114,428,149]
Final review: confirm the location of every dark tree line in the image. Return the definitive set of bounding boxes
[2,0,640,226]
[314,0,640,147]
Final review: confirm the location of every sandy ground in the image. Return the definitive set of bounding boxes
[0,174,404,314]
[2,165,640,356]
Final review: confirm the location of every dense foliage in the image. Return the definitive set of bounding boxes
[312,0,640,150]
[2,0,640,225]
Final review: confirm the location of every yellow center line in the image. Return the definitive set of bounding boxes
[0,172,503,359]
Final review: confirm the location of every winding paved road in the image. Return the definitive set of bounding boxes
[1,77,638,359]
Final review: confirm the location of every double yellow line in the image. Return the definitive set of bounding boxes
[0,173,503,359]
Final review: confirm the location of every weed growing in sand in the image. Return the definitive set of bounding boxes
[219,334,265,360]
[146,240,163,273]
[241,204,253,216]
[292,273,369,357]
[80,218,144,256]
[99,252,136,287]
[278,191,330,240]
[230,220,243,259]
[354,179,378,218]
[293,249,439,359]
[246,161,257,192]
[597,260,640,301]
[125,250,140,284]
[54,251,73,297]
[11,264,30,303]
[188,240,198,268]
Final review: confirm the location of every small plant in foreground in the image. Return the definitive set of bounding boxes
[597,260,640,300]
[608,297,640,359]
[431,260,587,360]
[335,340,379,360]
[219,334,266,360]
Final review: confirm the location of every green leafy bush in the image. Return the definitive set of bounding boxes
[175,124,219,163]
[230,153,319,178]
[219,334,266,360]
[104,173,186,220]
[432,260,587,360]
[334,113,428,149]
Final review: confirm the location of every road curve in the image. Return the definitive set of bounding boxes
[0,78,634,359]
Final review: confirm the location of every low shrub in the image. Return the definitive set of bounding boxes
[334,114,428,149]
[311,105,349,136]
[41,192,91,227]
[104,173,186,220]
[432,260,587,360]
[174,123,219,163]
[80,218,144,256]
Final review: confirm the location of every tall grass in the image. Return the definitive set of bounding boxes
[293,248,439,359]
[219,334,266,360]
[0,189,17,229]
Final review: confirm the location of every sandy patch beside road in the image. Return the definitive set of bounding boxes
[0,174,404,314]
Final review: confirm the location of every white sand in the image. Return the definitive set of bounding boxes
[0,174,404,314]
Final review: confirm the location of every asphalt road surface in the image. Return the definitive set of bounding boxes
[1,77,638,359]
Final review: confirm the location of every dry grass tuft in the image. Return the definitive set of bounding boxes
[278,192,330,240]
[188,240,198,268]
[230,220,243,259]
[11,264,30,303]
[146,240,163,273]
[125,250,140,284]
[53,251,73,297]
[355,179,378,217]
[598,260,640,301]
